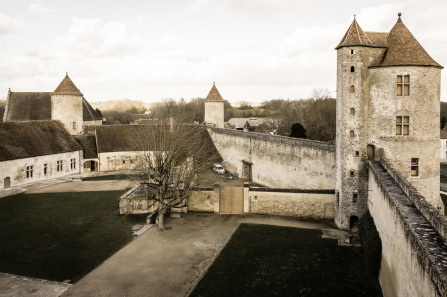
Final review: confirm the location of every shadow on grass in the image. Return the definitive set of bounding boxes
[190,224,382,297]
[0,190,145,283]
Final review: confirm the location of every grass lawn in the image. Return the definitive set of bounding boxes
[190,224,382,297]
[0,190,145,283]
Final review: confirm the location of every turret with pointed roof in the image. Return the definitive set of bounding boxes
[369,13,442,68]
[335,16,387,49]
[204,83,224,128]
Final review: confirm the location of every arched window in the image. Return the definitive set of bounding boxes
[350,66,355,72]
[350,108,355,115]
[350,130,355,137]
[350,85,355,93]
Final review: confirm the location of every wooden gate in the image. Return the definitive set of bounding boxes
[219,187,244,214]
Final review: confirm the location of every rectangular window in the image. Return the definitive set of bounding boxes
[350,170,355,177]
[353,193,358,203]
[397,75,410,96]
[411,158,419,177]
[70,158,76,169]
[396,116,409,135]
[72,122,76,130]
[26,166,33,178]
[43,164,48,175]
[57,160,63,172]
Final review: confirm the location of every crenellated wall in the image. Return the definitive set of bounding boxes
[368,160,447,297]
[207,128,336,189]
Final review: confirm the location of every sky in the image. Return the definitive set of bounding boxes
[0,0,446,103]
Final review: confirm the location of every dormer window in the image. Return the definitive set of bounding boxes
[397,75,410,96]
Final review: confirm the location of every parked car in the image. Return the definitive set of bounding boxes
[213,163,225,174]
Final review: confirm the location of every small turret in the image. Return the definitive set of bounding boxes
[204,82,224,128]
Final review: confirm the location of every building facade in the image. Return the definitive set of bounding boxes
[335,14,443,229]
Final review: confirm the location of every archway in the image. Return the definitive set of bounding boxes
[4,177,10,188]
[350,216,359,229]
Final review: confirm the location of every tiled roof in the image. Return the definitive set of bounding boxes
[370,15,442,68]
[441,129,447,139]
[52,74,83,96]
[0,121,82,161]
[4,92,52,121]
[82,98,102,121]
[335,18,381,49]
[73,135,98,158]
[365,32,388,48]
[204,83,224,102]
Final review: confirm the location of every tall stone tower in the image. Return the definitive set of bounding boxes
[335,14,443,229]
[51,74,84,135]
[204,82,224,128]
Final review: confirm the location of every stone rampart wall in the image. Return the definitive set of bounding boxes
[208,128,336,189]
[368,161,447,297]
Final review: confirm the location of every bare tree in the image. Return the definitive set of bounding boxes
[131,123,221,230]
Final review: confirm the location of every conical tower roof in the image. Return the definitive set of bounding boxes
[335,17,375,49]
[370,13,442,68]
[205,83,224,102]
[52,73,83,96]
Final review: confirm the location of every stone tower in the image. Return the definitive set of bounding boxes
[51,74,84,135]
[335,14,443,229]
[204,83,224,128]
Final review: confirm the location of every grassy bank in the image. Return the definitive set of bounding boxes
[190,223,382,297]
[0,190,145,282]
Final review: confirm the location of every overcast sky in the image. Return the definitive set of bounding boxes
[1,0,446,103]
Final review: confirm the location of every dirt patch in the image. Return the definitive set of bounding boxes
[27,180,137,194]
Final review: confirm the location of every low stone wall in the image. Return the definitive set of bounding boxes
[188,187,219,213]
[248,188,334,219]
[368,161,447,297]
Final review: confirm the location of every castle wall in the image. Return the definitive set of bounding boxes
[368,161,447,297]
[0,151,82,189]
[204,102,224,128]
[51,95,83,135]
[368,66,442,209]
[208,128,335,189]
[98,151,145,172]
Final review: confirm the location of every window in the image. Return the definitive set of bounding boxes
[411,158,419,177]
[72,122,76,130]
[353,193,358,203]
[396,116,409,135]
[397,75,410,96]
[70,158,76,169]
[355,151,359,157]
[57,160,63,172]
[350,66,355,72]
[350,130,355,138]
[350,49,355,55]
[350,108,355,115]
[122,160,126,164]
[43,164,48,175]
[26,166,33,178]
[350,170,355,177]
[349,85,355,93]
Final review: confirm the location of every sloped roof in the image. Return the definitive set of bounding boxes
[441,129,447,139]
[52,74,83,96]
[4,92,52,121]
[82,98,102,121]
[365,32,388,48]
[370,15,442,68]
[0,121,82,161]
[95,124,221,163]
[205,83,224,102]
[228,118,264,129]
[336,18,381,49]
[73,135,98,158]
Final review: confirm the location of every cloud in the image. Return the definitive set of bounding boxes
[188,0,210,13]
[0,14,13,35]
[230,0,310,19]
[28,2,54,16]
[29,18,142,60]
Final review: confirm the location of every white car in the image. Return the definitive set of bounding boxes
[213,163,225,174]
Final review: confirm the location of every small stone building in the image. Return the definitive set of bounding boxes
[3,74,102,135]
[204,83,224,128]
[335,14,443,229]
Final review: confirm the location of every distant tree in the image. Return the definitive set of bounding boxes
[311,88,332,100]
[95,108,102,118]
[290,123,307,139]
[0,100,5,122]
